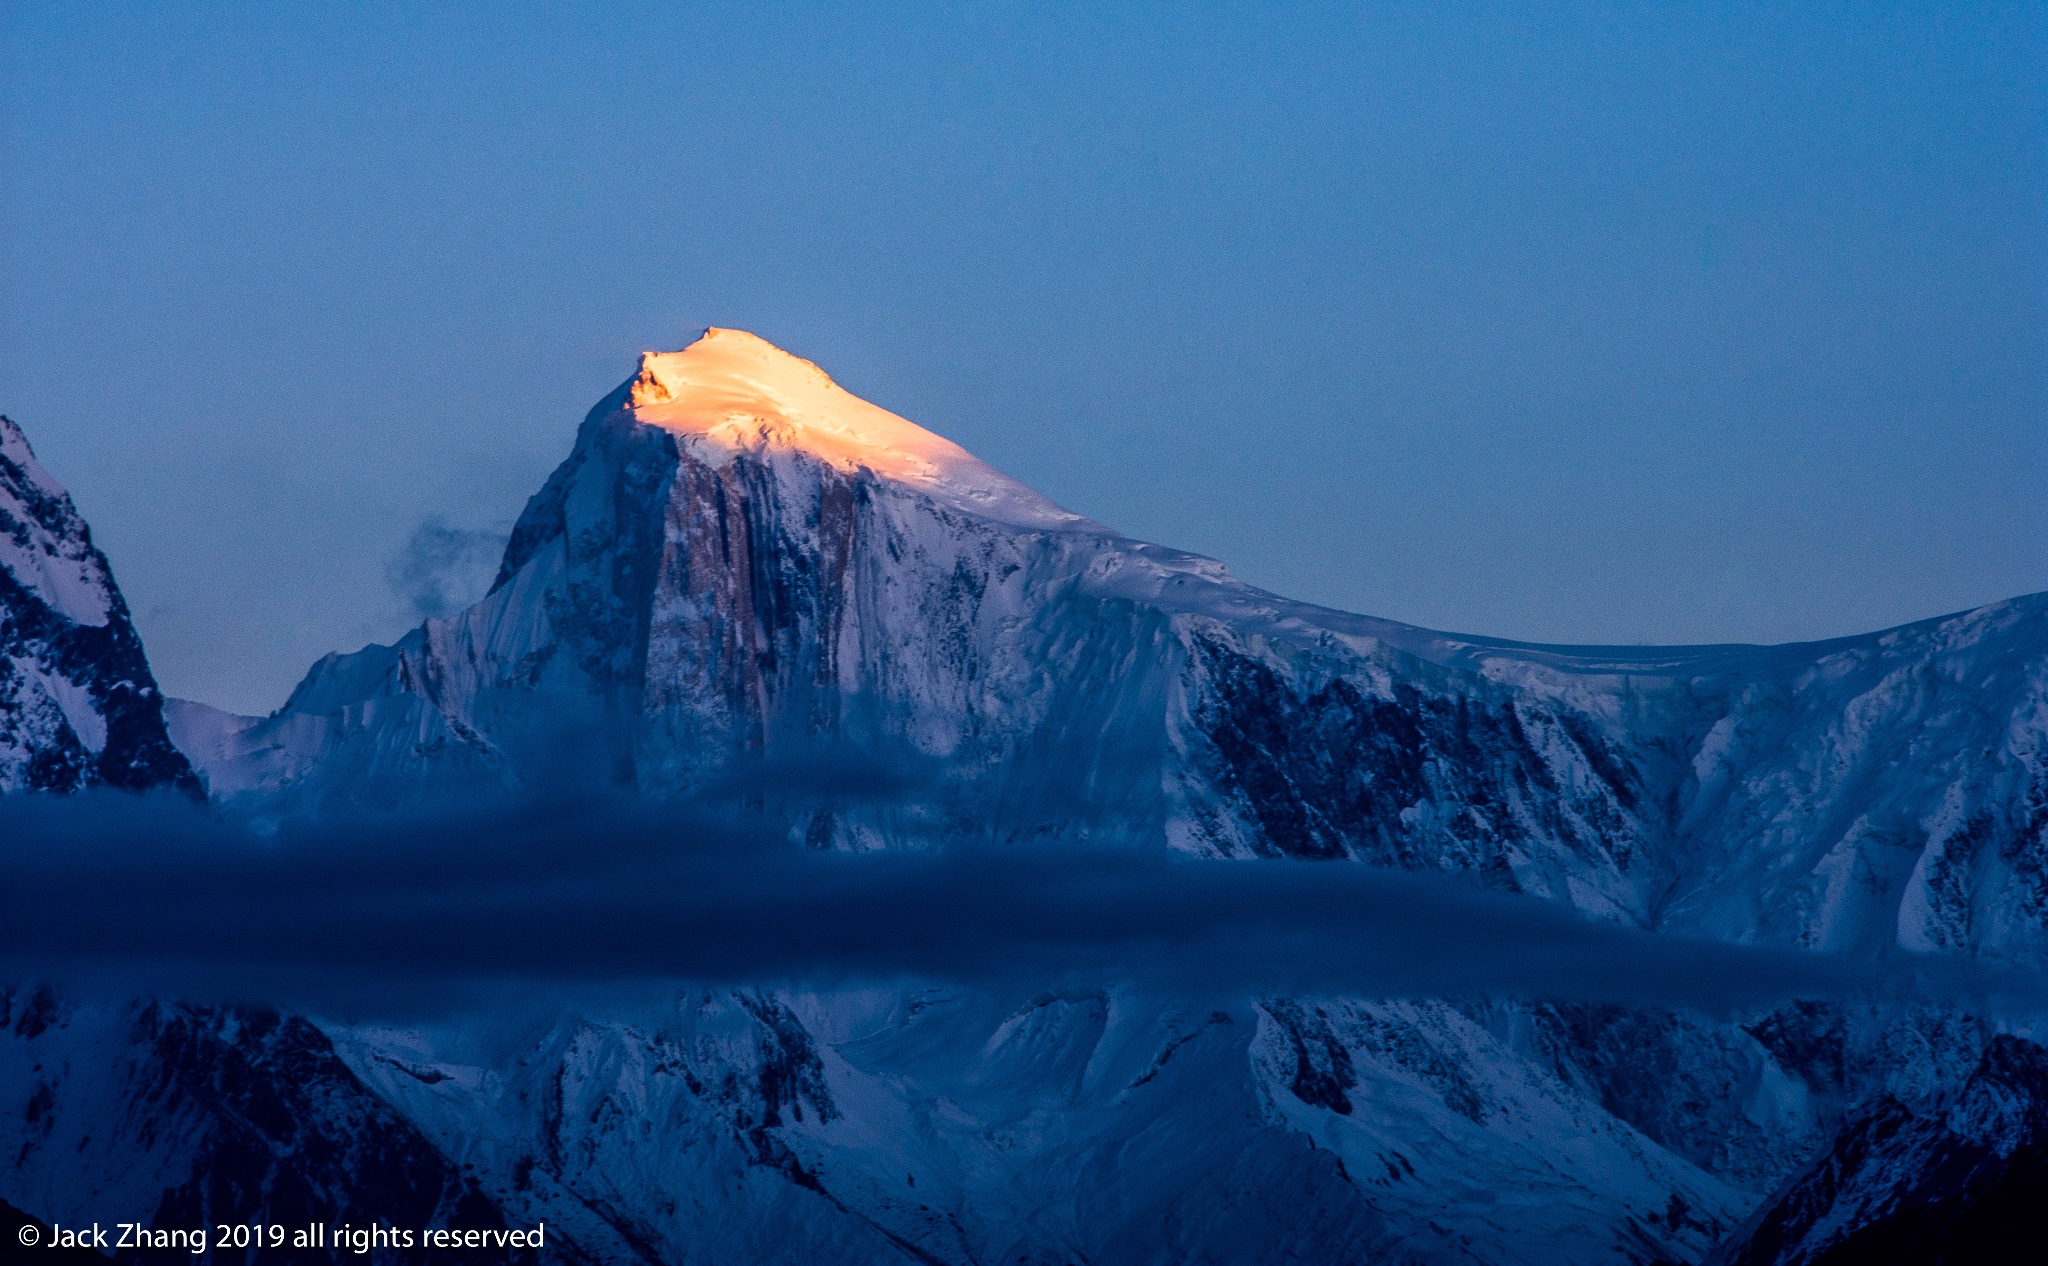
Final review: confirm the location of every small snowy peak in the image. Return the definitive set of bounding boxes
[0,416,113,627]
[624,329,1091,530]
[162,698,262,797]
[163,697,261,761]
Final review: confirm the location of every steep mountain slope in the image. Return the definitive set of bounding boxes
[0,416,194,795]
[160,330,2047,1263]
[1708,1034,2048,1265]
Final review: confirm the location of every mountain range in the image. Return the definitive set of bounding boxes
[3,330,2043,1263]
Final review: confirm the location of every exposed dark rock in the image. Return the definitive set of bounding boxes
[1710,1035,2048,1266]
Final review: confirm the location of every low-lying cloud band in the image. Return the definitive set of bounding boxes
[0,791,2023,1013]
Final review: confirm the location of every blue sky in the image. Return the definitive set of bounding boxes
[4,1,2043,713]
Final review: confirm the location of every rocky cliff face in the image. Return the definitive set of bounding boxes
[0,416,195,796]
[25,333,2047,1263]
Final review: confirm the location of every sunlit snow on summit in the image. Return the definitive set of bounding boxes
[626,327,1091,531]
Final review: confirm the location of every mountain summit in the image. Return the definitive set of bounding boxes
[622,327,1086,530]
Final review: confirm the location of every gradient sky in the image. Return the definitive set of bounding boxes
[4,1,2043,714]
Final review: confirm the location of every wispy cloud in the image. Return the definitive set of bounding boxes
[385,515,506,622]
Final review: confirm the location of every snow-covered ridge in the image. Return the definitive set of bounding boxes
[0,416,112,627]
[628,327,1092,530]
[589,332,2045,692]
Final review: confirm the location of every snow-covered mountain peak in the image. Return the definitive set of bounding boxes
[624,328,1089,529]
[121,327,2048,1263]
